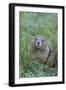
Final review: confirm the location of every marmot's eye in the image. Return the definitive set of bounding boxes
[35,38,37,41]
[42,39,45,42]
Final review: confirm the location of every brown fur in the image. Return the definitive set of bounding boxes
[31,35,55,67]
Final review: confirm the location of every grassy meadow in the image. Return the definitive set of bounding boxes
[19,12,58,78]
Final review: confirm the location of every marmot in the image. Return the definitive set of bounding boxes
[31,35,55,67]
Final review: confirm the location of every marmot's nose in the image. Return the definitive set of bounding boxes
[38,42,40,44]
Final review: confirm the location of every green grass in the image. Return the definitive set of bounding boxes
[19,12,58,78]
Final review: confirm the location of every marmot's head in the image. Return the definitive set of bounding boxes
[32,35,47,50]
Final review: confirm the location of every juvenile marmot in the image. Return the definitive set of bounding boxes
[31,35,55,67]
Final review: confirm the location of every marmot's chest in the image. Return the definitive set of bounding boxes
[34,49,49,59]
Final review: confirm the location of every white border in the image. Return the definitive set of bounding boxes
[15,6,62,84]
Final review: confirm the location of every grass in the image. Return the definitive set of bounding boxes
[19,12,58,78]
